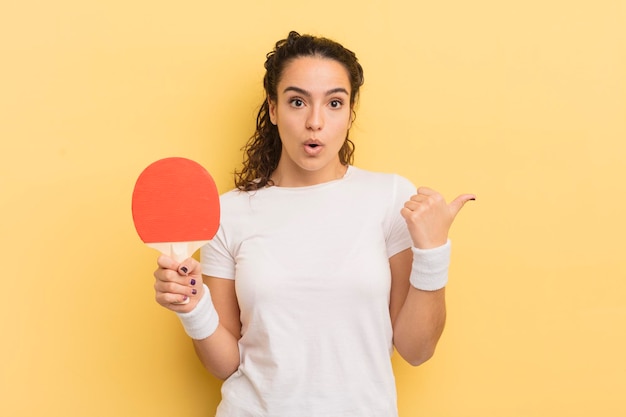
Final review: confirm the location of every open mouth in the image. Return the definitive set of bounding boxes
[305,140,322,148]
[304,141,323,155]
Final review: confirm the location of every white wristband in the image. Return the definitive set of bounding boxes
[176,284,219,340]
[409,240,451,291]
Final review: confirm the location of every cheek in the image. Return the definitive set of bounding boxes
[276,119,300,144]
[337,107,353,126]
[332,113,353,133]
[277,116,296,132]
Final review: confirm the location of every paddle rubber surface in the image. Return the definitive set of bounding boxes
[131,157,220,246]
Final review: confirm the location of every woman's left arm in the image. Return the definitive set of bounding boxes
[390,249,446,366]
[390,187,474,366]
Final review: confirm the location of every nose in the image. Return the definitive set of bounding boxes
[305,107,324,130]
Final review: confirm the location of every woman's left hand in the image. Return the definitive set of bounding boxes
[400,187,475,249]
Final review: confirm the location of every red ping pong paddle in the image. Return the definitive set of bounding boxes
[132,157,220,265]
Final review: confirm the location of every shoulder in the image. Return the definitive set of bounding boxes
[217,187,275,219]
[348,166,415,194]
[219,187,265,205]
[219,187,248,203]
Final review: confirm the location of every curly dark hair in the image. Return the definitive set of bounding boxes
[234,31,365,191]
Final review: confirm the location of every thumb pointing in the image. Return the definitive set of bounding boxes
[449,194,476,217]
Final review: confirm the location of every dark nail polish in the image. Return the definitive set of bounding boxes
[180,266,188,274]
[192,289,197,295]
[190,278,196,286]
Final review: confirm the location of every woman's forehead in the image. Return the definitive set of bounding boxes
[278,56,351,94]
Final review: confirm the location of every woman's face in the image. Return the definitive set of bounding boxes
[269,56,353,186]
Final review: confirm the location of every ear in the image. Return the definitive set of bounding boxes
[268,97,277,125]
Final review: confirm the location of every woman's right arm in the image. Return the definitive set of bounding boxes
[154,255,241,380]
[192,275,241,380]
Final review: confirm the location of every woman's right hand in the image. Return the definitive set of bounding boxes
[153,255,204,313]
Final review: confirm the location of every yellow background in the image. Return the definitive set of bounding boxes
[1,1,624,416]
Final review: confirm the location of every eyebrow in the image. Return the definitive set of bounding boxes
[282,86,350,97]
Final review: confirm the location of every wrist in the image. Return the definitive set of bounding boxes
[409,239,451,291]
[176,284,219,340]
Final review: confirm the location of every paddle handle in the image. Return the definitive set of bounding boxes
[146,240,209,305]
[146,240,209,263]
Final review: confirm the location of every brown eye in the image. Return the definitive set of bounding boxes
[290,98,304,107]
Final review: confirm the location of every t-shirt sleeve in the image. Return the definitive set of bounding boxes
[200,224,236,279]
[385,174,416,258]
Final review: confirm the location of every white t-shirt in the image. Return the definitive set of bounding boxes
[201,166,416,417]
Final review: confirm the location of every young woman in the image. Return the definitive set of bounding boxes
[153,31,474,416]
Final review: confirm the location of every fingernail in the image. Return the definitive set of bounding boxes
[182,295,189,302]
[190,278,196,286]
[180,266,188,274]
[192,289,197,295]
